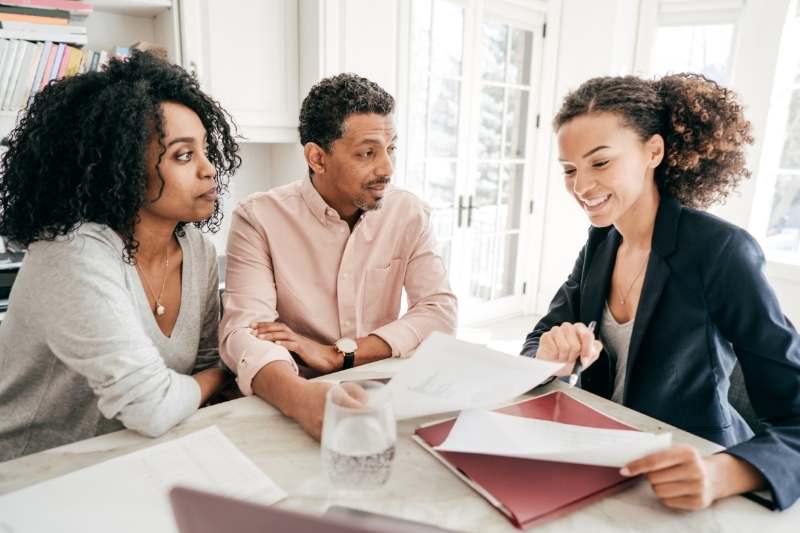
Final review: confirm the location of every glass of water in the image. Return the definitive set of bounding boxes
[321,381,396,492]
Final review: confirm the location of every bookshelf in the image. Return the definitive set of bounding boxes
[0,0,179,141]
[1,0,302,144]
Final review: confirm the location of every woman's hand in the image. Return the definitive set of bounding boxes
[250,321,340,374]
[535,322,602,376]
[621,445,767,510]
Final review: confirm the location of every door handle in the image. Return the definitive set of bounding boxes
[457,195,465,228]
[467,195,474,227]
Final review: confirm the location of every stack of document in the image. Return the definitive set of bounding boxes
[385,332,564,420]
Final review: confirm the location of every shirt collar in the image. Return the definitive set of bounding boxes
[300,177,333,226]
[300,177,379,241]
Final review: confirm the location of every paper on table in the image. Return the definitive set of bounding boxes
[435,409,673,467]
[0,426,286,533]
[386,332,564,420]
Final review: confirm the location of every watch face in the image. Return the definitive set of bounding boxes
[336,337,357,353]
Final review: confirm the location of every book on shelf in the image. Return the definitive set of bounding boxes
[8,40,38,109]
[0,5,70,25]
[1,38,29,108]
[0,9,87,44]
[0,1,141,113]
[0,27,87,45]
[0,1,92,17]
[0,38,19,101]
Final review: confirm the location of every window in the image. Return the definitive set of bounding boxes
[404,0,465,271]
[761,6,800,255]
[400,0,544,321]
[646,1,741,84]
[651,23,735,83]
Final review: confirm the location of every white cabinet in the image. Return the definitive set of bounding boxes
[180,0,300,143]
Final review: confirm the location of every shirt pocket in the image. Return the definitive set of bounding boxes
[363,259,404,327]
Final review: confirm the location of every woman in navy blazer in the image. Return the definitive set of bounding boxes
[523,74,800,511]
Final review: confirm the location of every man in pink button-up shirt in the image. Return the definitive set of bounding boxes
[219,74,457,439]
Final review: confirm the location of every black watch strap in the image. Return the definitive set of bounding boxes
[342,351,355,370]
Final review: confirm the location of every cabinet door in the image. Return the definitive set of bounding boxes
[180,0,299,143]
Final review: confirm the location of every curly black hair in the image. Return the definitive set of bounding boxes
[0,50,241,262]
[298,72,395,153]
[553,73,753,208]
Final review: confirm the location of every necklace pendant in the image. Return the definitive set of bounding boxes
[156,304,166,316]
[620,298,625,305]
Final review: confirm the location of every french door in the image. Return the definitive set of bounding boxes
[400,0,546,324]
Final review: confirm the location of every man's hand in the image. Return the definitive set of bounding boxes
[250,321,341,374]
[289,381,332,440]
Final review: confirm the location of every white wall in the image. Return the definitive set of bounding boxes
[534,0,641,312]
[208,143,306,256]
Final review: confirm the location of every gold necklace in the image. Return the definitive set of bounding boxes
[619,255,649,305]
[136,247,169,316]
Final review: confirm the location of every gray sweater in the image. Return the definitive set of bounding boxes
[0,223,220,462]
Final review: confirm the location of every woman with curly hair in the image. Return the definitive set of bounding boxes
[0,50,241,461]
[522,74,800,510]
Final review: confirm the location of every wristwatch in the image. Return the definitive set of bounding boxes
[335,337,357,370]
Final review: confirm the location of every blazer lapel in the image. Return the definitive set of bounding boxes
[580,230,619,325]
[622,196,681,403]
[580,229,620,398]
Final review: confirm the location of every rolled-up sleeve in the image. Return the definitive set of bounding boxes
[219,203,297,396]
[371,206,457,356]
[39,239,200,438]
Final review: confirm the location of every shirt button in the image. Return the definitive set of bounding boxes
[344,320,352,327]
[339,227,346,234]
[342,273,349,279]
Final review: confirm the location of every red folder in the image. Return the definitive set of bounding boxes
[413,391,640,529]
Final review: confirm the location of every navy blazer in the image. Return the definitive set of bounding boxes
[522,196,800,510]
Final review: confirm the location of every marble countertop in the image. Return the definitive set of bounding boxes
[0,378,796,532]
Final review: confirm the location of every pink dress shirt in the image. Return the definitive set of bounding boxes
[219,178,458,395]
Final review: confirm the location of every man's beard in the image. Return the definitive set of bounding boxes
[355,196,383,211]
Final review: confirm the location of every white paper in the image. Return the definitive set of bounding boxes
[316,355,410,384]
[435,409,673,467]
[385,332,564,420]
[0,426,287,533]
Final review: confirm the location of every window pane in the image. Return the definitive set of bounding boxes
[431,209,454,247]
[651,24,734,84]
[508,28,533,85]
[780,90,800,170]
[494,233,519,298]
[504,89,529,159]
[411,0,432,75]
[474,164,499,233]
[431,0,463,77]
[408,73,429,160]
[405,160,425,197]
[481,22,507,81]
[426,159,456,208]
[500,164,524,230]
[469,236,494,300]
[766,174,800,252]
[478,86,504,158]
[428,77,460,157]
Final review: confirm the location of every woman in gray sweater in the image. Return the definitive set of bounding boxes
[0,51,241,461]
